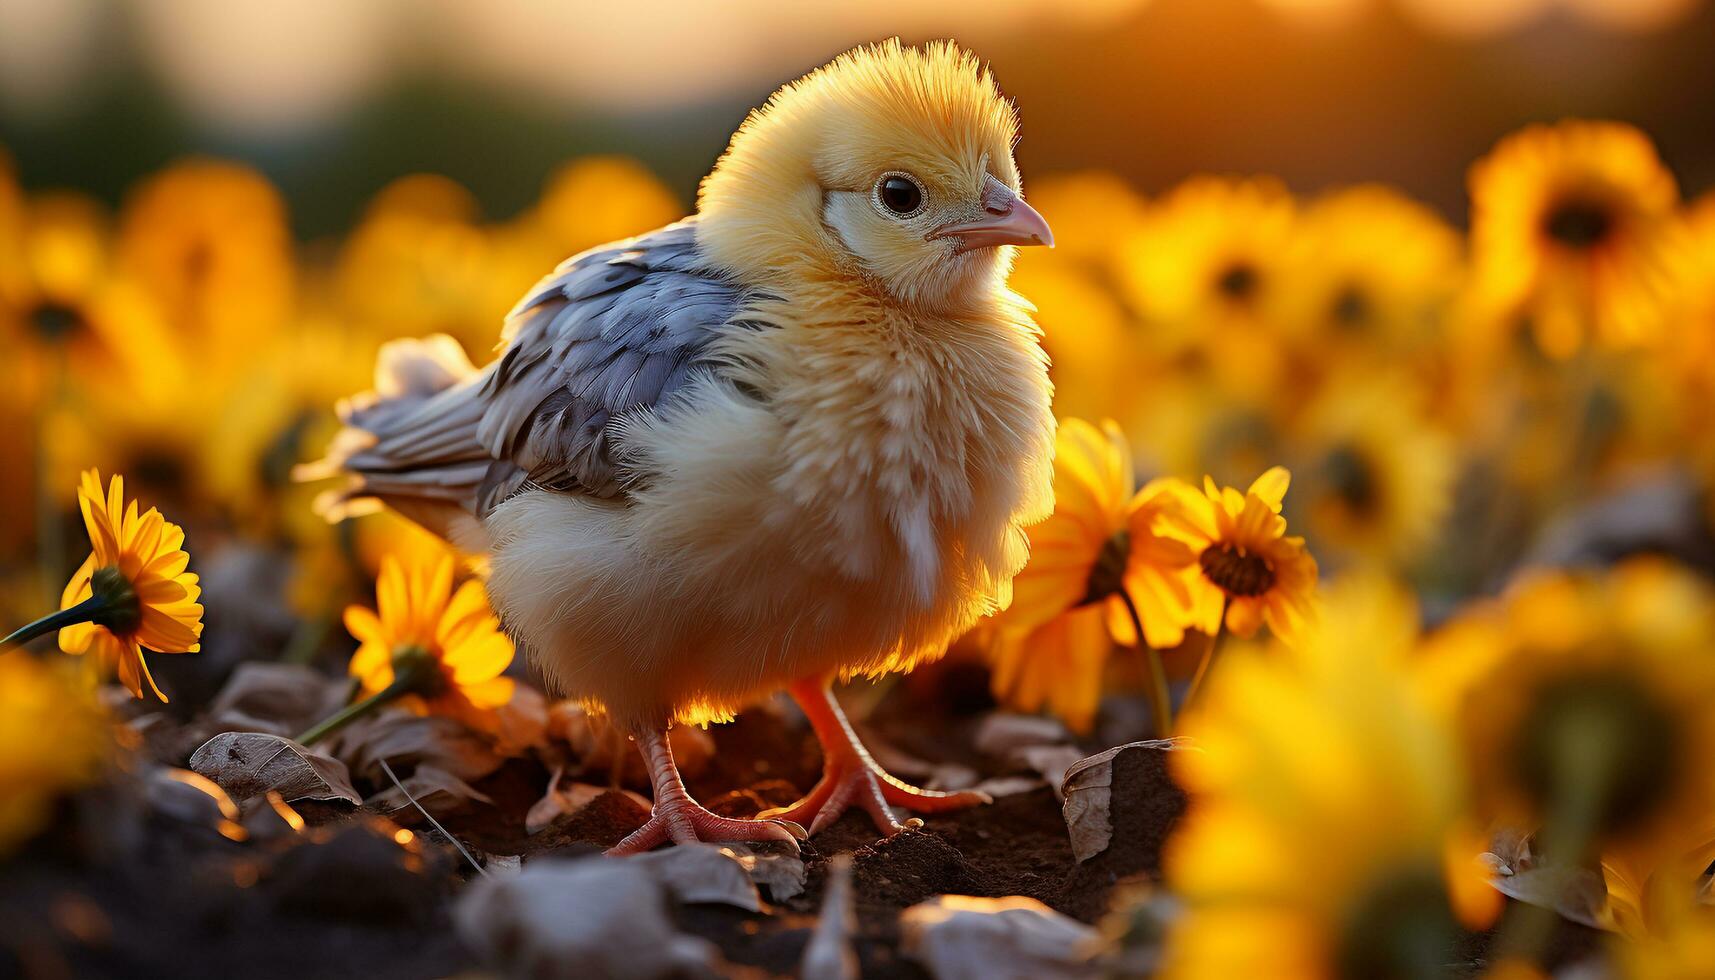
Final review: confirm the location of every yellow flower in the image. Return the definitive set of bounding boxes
[0,655,109,858]
[343,554,515,734]
[1425,560,1715,892]
[1468,120,1690,358]
[1280,184,1463,357]
[1168,467,1318,645]
[116,158,295,363]
[524,156,682,260]
[57,470,203,701]
[1119,175,1296,391]
[987,418,1196,732]
[1162,576,1492,980]
[1290,371,1457,565]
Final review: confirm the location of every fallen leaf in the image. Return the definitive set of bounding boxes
[969,775,1047,799]
[973,714,1074,757]
[207,662,343,735]
[455,858,719,980]
[802,855,857,980]
[716,842,808,902]
[189,732,363,805]
[630,844,762,911]
[1061,740,1182,862]
[366,764,494,815]
[491,685,551,756]
[336,711,505,784]
[900,895,1099,980]
[1490,864,1610,932]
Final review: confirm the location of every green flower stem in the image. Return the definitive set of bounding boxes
[295,676,415,746]
[1119,589,1173,738]
[1183,628,1225,711]
[2,594,106,649]
[1495,719,1611,966]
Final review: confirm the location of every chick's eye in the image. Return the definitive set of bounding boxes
[875,174,924,217]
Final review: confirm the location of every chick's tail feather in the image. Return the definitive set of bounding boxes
[294,334,491,541]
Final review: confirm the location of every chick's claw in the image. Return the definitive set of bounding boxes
[762,678,992,837]
[608,802,805,856]
[608,727,807,856]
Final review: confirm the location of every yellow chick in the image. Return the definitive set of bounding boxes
[308,40,1055,853]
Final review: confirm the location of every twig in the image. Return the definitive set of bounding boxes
[378,758,489,879]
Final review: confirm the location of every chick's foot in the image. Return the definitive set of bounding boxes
[608,728,806,856]
[759,678,991,837]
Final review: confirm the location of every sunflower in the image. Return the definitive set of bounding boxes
[326,554,515,739]
[1161,576,1493,980]
[54,470,203,701]
[1166,467,1318,646]
[1290,371,1457,566]
[987,418,1196,733]
[1425,559,1715,895]
[1119,175,1296,392]
[523,156,682,261]
[0,654,109,858]
[1468,120,1690,358]
[1279,184,1463,360]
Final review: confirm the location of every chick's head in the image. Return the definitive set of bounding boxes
[698,39,1052,310]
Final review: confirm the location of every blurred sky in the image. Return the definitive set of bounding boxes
[1,0,1712,235]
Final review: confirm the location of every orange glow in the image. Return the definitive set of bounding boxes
[392,828,415,846]
[1395,0,1555,36]
[265,791,306,832]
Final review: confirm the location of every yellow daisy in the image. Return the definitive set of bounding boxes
[1162,576,1493,980]
[1290,371,1458,565]
[1468,120,1690,358]
[1424,560,1715,889]
[54,470,203,701]
[1167,467,1319,645]
[988,418,1196,733]
[1279,184,1463,357]
[316,554,514,740]
[0,654,109,857]
[1119,175,1296,391]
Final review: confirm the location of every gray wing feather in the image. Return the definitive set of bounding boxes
[473,219,741,510]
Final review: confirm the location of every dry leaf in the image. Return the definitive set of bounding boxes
[207,662,344,734]
[900,895,1099,980]
[801,854,857,980]
[1490,864,1609,931]
[336,711,505,783]
[714,842,809,902]
[1061,740,1182,863]
[630,845,762,911]
[973,714,1074,757]
[189,732,363,805]
[366,763,494,815]
[455,859,718,980]
[491,685,551,756]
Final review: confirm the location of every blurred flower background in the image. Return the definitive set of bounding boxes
[5,0,1715,976]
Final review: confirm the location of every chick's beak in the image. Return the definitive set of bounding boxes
[931,175,1055,253]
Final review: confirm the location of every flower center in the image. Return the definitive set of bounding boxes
[390,644,445,698]
[1081,529,1131,606]
[1336,866,1461,980]
[1512,668,1680,844]
[1542,199,1614,249]
[29,300,88,342]
[1324,445,1379,517]
[1330,284,1371,330]
[89,565,142,637]
[1198,543,1276,597]
[1214,261,1260,303]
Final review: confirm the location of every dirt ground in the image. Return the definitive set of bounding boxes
[0,660,1186,979]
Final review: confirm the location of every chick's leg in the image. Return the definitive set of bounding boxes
[608,728,806,856]
[760,678,990,836]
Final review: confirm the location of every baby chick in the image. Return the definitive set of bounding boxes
[308,40,1055,853]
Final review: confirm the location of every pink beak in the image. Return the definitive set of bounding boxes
[931,175,1055,254]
